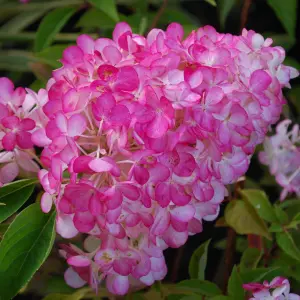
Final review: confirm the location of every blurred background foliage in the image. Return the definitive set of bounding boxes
[0,0,299,299]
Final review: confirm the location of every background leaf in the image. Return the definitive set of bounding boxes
[218,0,235,29]
[266,0,298,37]
[239,248,263,271]
[0,204,56,299]
[188,239,211,279]
[227,266,244,300]
[176,280,222,297]
[0,179,37,223]
[88,0,119,22]
[240,189,277,223]
[35,7,76,52]
[225,200,271,239]
[276,231,300,262]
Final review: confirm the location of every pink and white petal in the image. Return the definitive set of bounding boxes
[64,267,86,289]
[250,70,272,93]
[103,45,122,65]
[41,192,53,213]
[0,162,19,184]
[1,116,19,129]
[56,214,79,238]
[170,205,195,222]
[55,112,68,133]
[113,22,132,43]
[67,114,87,137]
[73,211,95,233]
[113,259,131,276]
[31,128,51,147]
[67,255,91,267]
[89,158,114,173]
[146,115,168,139]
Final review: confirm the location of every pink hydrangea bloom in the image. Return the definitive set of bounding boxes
[243,276,300,299]
[33,23,298,295]
[0,78,42,186]
[259,119,300,200]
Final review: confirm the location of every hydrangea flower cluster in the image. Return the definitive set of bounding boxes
[0,22,298,295]
[0,78,42,186]
[243,277,300,300]
[259,119,300,201]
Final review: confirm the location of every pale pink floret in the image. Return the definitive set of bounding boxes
[0,78,41,186]
[259,119,300,200]
[243,276,300,300]
[31,22,298,295]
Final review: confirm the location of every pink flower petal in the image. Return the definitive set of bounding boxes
[41,192,53,213]
[64,267,86,288]
[67,255,91,267]
[67,114,87,137]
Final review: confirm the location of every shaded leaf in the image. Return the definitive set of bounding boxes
[205,0,217,6]
[0,179,37,223]
[240,267,282,283]
[0,10,47,33]
[274,205,289,224]
[35,45,68,68]
[0,204,56,299]
[269,223,283,232]
[76,8,115,29]
[227,266,244,300]
[35,7,76,52]
[189,239,211,279]
[240,189,277,223]
[0,50,36,72]
[225,200,271,240]
[177,280,222,296]
[240,248,263,271]
[276,231,300,262]
[218,0,235,29]
[266,0,297,37]
[269,34,296,51]
[88,0,119,22]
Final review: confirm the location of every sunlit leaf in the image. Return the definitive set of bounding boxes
[0,204,56,299]
[240,189,277,223]
[225,200,271,240]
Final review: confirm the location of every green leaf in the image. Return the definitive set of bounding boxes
[0,224,9,240]
[210,297,231,300]
[274,205,289,224]
[214,237,247,253]
[276,231,300,262]
[0,50,36,72]
[269,223,283,232]
[177,280,222,296]
[44,276,75,294]
[35,7,76,52]
[160,9,199,26]
[166,295,186,300]
[76,8,115,29]
[189,239,211,279]
[36,45,68,68]
[225,200,271,240]
[240,189,277,223]
[240,267,281,283]
[0,179,37,223]
[204,0,217,6]
[284,57,300,70]
[271,34,295,50]
[227,266,244,300]
[218,0,235,29]
[0,203,56,299]
[240,248,263,271]
[0,10,48,33]
[88,0,119,22]
[266,0,297,37]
